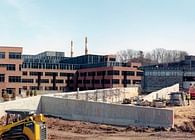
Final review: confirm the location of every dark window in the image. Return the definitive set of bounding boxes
[80,72,87,77]
[45,72,58,76]
[60,72,74,77]
[86,80,90,84]
[6,88,15,94]
[122,80,131,84]
[36,79,49,83]
[122,71,135,76]
[0,52,5,58]
[97,71,105,76]
[22,79,34,83]
[102,79,110,84]
[7,64,16,71]
[88,72,95,76]
[94,80,100,84]
[109,58,116,61]
[60,72,67,76]
[137,72,143,76]
[30,72,43,76]
[9,76,21,82]
[112,79,120,84]
[78,80,82,84]
[51,79,64,83]
[133,66,138,68]
[0,74,5,82]
[9,52,21,59]
[22,71,28,75]
[107,70,120,75]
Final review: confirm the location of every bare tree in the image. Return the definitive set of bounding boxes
[116,48,188,64]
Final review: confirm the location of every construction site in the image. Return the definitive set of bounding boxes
[0,84,195,139]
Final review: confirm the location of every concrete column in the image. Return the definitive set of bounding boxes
[85,92,88,101]
[76,88,79,99]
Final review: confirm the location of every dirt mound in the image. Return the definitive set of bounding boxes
[175,120,195,133]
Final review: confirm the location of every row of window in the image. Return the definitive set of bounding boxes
[0,75,21,82]
[23,86,66,91]
[78,79,141,84]
[23,71,75,77]
[145,71,182,76]
[0,52,21,59]
[79,71,143,77]
[22,63,78,70]
[22,78,72,84]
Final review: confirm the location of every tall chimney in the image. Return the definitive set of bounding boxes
[71,40,73,57]
[85,37,88,55]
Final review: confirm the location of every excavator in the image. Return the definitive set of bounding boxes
[0,109,47,140]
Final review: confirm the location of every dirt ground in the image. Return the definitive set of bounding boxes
[47,100,195,140]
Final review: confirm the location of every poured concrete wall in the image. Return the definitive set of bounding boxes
[143,84,179,102]
[0,96,41,116]
[49,87,139,103]
[41,96,174,128]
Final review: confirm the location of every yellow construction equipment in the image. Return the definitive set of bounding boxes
[0,109,47,140]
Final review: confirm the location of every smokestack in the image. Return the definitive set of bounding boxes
[71,40,73,57]
[85,37,88,55]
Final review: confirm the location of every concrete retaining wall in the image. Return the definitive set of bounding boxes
[49,87,139,103]
[41,96,174,128]
[143,84,179,102]
[0,96,41,116]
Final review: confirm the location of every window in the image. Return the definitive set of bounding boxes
[0,74,5,82]
[22,71,28,76]
[30,72,43,76]
[136,72,143,76]
[22,79,34,83]
[122,71,135,76]
[0,52,5,59]
[36,79,49,83]
[122,80,131,84]
[9,52,21,59]
[51,79,64,83]
[6,88,15,94]
[102,79,110,84]
[88,72,95,76]
[86,80,90,84]
[107,70,120,75]
[97,71,105,76]
[112,79,120,84]
[95,80,100,84]
[6,64,16,71]
[9,76,21,82]
[45,72,58,76]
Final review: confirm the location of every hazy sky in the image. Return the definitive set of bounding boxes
[0,0,195,56]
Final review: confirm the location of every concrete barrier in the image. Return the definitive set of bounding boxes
[41,96,174,128]
[0,96,42,116]
[143,84,179,102]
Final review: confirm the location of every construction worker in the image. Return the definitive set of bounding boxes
[186,92,191,105]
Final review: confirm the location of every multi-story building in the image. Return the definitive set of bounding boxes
[0,46,143,96]
[21,51,77,91]
[0,46,23,95]
[141,55,195,93]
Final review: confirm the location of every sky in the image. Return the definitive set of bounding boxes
[0,0,195,56]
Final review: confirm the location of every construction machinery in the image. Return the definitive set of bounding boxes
[0,109,47,140]
[167,92,186,106]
